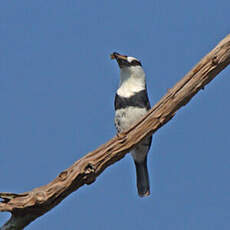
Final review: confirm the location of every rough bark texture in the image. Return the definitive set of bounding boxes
[1,34,230,230]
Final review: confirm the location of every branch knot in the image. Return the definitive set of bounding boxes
[83,163,96,185]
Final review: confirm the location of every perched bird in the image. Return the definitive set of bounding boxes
[111,52,152,197]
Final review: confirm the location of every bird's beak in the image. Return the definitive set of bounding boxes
[110,52,127,61]
[110,52,128,68]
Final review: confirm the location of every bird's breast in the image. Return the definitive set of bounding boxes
[115,107,148,133]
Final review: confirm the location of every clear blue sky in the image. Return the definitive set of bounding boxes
[1,1,230,229]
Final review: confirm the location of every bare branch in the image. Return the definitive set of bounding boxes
[1,34,230,230]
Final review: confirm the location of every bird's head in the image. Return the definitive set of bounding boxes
[111,52,142,68]
[111,52,145,80]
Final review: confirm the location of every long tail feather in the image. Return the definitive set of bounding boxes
[134,158,150,197]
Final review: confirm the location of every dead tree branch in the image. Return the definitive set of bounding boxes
[1,34,230,230]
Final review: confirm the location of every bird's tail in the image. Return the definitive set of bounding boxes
[134,157,150,197]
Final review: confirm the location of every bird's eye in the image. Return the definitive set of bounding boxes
[131,60,142,66]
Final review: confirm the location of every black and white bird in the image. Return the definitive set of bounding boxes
[111,52,152,197]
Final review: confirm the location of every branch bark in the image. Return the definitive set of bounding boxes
[1,34,230,230]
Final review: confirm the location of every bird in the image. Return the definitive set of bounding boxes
[111,52,152,197]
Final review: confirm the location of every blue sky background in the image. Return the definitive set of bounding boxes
[1,1,230,229]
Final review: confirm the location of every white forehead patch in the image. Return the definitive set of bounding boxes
[127,56,138,63]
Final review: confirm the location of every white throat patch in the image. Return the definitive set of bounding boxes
[117,66,146,98]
